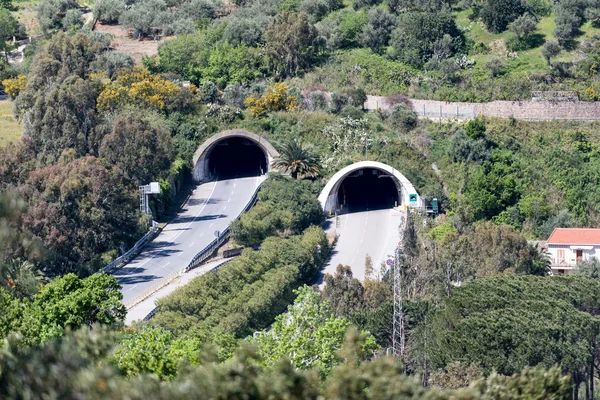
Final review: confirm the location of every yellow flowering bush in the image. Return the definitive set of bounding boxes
[2,75,28,99]
[244,83,298,117]
[97,67,188,112]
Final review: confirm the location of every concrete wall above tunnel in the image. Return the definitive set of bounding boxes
[318,161,425,213]
[192,130,280,182]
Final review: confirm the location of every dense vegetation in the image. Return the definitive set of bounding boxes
[4,0,600,396]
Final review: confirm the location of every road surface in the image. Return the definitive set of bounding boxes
[114,175,263,305]
[320,209,405,282]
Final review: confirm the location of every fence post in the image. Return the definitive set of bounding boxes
[423,104,426,116]
[456,106,459,116]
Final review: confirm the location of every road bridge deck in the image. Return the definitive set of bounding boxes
[115,175,263,305]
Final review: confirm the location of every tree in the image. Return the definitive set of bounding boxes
[271,139,321,179]
[480,0,525,33]
[389,12,462,68]
[0,273,125,345]
[110,327,202,379]
[359,6,395,54]
[23,75,102,162]
[0,9,17,62]
[553,0,586,44]
[61,9,83,31]
[0,326,573,398]
[322,264,365,317]
[574,257,600,280]
[97,67,195,113]
[14,33,105,161]
[484,56,505,77]
[223,17,264,47]
[254,285,378,377]
[21,157,142,275]
[541,39,561,65]
[99,113,174,186]
[429,362,483,389]
[264,11,324,78]
[388,103,418,131]
[37,0,80,33]
[119,0,166,39]
[192,43,262,88]
[244,82,299,117]
[0,259,41,298]
[508,13,537,41]
[92,50,134,78]
[93,0,125,23]
[431,274,600,393]
[0,0,12,10]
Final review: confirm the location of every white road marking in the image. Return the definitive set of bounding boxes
[222,206,227,211]
[350,210,369,266]
[120,181,219,277]
[189,242,195,247]
[209,223,214,227]
[173,181,219,242]
[126,284,139,292]
[160,262,171,270]
[199,233,204,237]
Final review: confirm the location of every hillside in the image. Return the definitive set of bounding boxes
[2,0,600,397]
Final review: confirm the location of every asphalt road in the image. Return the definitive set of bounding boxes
[320,208,405,282]
[115,175,262,305]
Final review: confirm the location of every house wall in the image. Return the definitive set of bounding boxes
[547,244,600,272]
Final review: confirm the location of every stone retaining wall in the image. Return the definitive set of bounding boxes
[366,95,600,121]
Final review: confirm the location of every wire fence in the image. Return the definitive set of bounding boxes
[417,103,476,118]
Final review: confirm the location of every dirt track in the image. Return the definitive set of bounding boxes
[95,22,175,64]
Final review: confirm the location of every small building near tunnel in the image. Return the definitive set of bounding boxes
[192,130,279,182]
[318,161,425,214]
[547,228,600,275]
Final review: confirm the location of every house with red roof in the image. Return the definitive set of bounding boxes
[546,228,600,274]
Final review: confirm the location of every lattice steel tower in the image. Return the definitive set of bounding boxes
[392,245,405,357]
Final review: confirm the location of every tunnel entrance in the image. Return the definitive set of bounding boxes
[337,168,399,212]
[207,137,268,179]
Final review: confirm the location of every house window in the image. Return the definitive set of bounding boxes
[557,249,565,260]
[558,269,565,274]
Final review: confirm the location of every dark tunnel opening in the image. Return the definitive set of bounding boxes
[337,168,400,212]
[208,137,268,180]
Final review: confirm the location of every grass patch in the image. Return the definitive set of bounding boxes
[0,100,22,147]
[11,0,42,36]
[458,10,600,77]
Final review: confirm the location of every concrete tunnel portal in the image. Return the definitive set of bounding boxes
[318,161,425,214]
[192,130,279,182]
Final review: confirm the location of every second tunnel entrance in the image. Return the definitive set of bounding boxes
[337,168,400,212]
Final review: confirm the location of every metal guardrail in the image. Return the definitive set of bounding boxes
[124,183,263,310]
[101,227,159,273]
[184,185,261,272]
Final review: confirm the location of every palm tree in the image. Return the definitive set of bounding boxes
[271,139,321,179]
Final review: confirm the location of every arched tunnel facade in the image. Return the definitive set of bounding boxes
[192,130,279,182]
[318,161,424,214]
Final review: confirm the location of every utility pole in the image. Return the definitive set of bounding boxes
[392,245,405,358]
